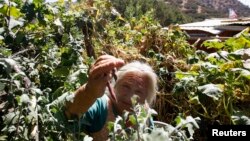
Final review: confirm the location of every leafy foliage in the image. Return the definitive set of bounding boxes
[110,0,192,26]
[107,96,200,141]
[173,29,250,139]
[0,0,249,141]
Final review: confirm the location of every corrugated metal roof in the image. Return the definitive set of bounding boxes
[178,17,250,35]
[180,27,221,34]
[180,18,250,27]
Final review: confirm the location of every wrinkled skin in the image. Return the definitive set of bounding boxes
[114,71,150,113]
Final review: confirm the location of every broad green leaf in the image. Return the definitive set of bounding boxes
[0,4,8,15]
[33,0,43,6]
[9,7,21,18]
[198,84,223,101]
[202,40,224,49]
[52,67,70,77]
[107,122,114,131]
[220,61,242,72]
[57,0,65,6]
[189,96,200,105]
[175,71,198,80]
[189,64,201,71]
[129,115,136,125]
[174,115,182,125]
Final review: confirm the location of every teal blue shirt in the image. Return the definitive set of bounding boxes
[80,95,108,133]
[47,92,154,134]
[46,92,109,134]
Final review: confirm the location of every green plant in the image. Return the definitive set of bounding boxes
[172,29,250,139]
[0,0,89,140]
[107,96,200,141]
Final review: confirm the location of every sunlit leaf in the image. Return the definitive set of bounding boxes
[231,68,250,80]
[30,88,43,95]
[8,17,24,30]
[67,69,88,84]
[142,128,170,141]
[243,59,250,69]
[0,27,4,34]
[10,6,21,18]
[175,71,197,80]
[189,96,200,105]
[13,80,21,89]
[198,84,223,101]
[232,112,250,125]
[206,51,229,60]
[33,0,44,6]
[2,112,18,124]
[0,4,8,15]
[7,125,16,133]
[220,61,242,72]
[201,62,218,70]
[202,40,224,49]
[241,69,250,80]
[129,115,136,125]
[83,135,93,141]
[0,135,8,141]
[54,18,64,29]
[185,116,200,129]
[20,94,30,104]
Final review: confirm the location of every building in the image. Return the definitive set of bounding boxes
[178,17,250,51]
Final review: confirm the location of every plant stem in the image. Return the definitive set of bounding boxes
[14,105,23,140]
[133,112,141,141]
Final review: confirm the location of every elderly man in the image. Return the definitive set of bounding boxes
[64,55,157,140]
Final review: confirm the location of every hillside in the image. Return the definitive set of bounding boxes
[165,0,250,21]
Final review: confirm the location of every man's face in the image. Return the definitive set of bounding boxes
[114,71,150,111]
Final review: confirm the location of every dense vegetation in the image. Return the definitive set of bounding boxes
[165,0,250,22]
[0,0,249,141]
[111,0,192,26]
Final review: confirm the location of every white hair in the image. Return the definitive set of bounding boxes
[114,61,158,105]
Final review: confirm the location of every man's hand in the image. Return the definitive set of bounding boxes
[85,55,124,98]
